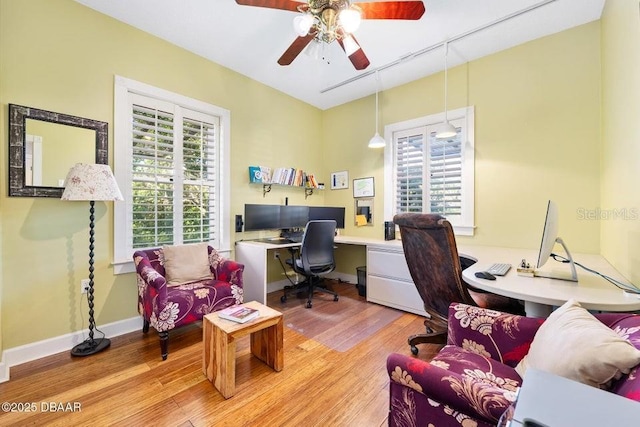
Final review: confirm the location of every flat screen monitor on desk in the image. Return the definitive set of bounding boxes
[244,204,281,231]
[309,206,345,229]
[243,204,345,233]
[535,200,577,281]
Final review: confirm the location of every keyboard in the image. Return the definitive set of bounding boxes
[486,263,512,276]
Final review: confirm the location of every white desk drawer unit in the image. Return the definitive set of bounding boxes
[366,246,427,317]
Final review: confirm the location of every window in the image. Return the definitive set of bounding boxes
[384,107,475,235]
[113,76,230,273]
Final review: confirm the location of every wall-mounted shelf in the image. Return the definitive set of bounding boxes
[249,165,321,199]
[258,183,316,199]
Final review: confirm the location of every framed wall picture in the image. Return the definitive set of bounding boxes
[353,177,375,198]
[331,171,349,189]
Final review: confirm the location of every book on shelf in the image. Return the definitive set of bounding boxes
[260,166,272,183]
[218,304,260,323]
[248,166,262,183]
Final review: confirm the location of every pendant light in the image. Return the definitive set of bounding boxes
[368,70,385,148]
[436,41,457,139]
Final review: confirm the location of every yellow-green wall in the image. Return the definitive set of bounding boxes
[0,0,633,357]
[600,0,640,285]
[324,22,602,254]
[0,0,323,350]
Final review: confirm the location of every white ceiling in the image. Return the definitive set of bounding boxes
[75,0,605,110]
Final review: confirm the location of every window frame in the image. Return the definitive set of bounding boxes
[383,106,475,236]
[113,76,231,274]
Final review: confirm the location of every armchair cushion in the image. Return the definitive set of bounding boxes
[163,242,213,286]
[515,299,640,388]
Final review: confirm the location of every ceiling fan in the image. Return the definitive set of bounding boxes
[235,0,426,70]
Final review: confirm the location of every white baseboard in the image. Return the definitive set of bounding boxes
[0,316,142,383]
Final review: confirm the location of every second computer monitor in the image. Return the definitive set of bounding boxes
[309,206,345,229]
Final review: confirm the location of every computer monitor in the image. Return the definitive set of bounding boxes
[535,200,577,281]
[279,205,309,230]
[308,206,346,229]
[243,204,281,231]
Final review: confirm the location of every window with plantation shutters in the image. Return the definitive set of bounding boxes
[113,76,230,273]
[384,107,475,236]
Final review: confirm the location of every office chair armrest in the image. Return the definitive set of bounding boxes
[447,303,544,367]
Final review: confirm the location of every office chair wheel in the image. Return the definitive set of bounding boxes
[410,345,419,356]
[333,295,339,301]
[280,295,287,303]
[306,301,312,308]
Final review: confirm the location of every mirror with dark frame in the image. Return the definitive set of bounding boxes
[8,104,108,198]
[355,198,374,226]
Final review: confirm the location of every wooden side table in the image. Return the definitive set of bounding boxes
[202,300,283,398]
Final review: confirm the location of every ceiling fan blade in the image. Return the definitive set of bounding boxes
[235,0,301,12]
[278,32,316,66]
[355,1,426,20]
[337,35,370,70]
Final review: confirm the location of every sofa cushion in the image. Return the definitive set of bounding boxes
[515,299,640,388]
[163,243,212,286]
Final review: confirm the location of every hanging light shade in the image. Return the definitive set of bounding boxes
[436,41,457,139]
[368,70,385,148]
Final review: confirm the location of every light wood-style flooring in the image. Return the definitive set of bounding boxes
[0,281,439,426]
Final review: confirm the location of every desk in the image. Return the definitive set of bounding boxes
[235,236,415,310]
[510,368,640,426]
[236,239,640,318]
[460,245,640,317]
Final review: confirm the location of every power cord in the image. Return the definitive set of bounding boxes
[551,253,640,294]
[275,250,300,287]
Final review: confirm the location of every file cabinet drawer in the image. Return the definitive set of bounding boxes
[366,275,426,316]
[367,248,411,281]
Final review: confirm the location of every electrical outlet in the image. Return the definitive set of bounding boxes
[80,279,90,294]
[274,251,280,260]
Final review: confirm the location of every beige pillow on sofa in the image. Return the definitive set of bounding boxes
[162,243,212,286]
[515,299,640,388]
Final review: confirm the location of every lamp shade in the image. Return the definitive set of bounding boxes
[61,163,123,201]
[435,121,457,139]
[368,132,386,148]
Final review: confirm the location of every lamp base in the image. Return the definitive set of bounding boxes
[70,338,111,357]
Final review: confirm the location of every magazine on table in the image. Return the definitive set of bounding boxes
[218,304,260,323]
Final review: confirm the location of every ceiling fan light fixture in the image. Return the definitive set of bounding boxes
[342,34,360,56]
[305,39,322,59]
[338,7,361,33]
[293,14,314,37]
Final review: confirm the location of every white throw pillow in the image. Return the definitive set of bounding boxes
[515,299,640,388]
[162,243,212,286]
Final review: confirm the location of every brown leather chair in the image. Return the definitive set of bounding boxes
[393,213,524,355]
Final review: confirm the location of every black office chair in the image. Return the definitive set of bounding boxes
[281,220,339,308]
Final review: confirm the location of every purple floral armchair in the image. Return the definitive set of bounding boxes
[133,246,244,360]
[387,303,640,427]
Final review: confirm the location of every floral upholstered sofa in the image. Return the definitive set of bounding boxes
[387,302,640,427]
[133,244,244,360]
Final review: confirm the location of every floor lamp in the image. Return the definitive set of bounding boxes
[62,163,123,357]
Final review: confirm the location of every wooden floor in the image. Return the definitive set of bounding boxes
[0,282,440,427]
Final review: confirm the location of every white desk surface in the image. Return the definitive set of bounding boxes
[236,238,640,315]
[513,368,640,426]
[460,245,640,314]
